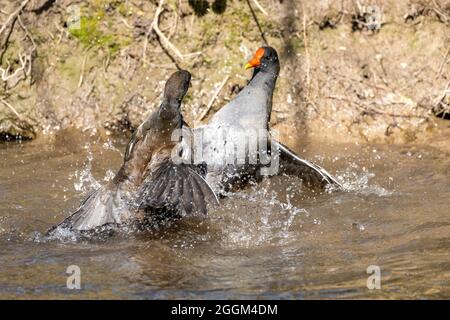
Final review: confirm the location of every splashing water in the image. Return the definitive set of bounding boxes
[103,140,123,157]
[212,161,394,249]
[337,163,393,196]
[71,149,101,193]
[70,141,122,190]
[215,181,310,248]
[1,136,449,299]
[103,169,116,182]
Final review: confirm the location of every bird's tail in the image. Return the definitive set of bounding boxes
[137,161,219,218]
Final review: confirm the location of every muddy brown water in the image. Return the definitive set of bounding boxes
[0,133,449,299]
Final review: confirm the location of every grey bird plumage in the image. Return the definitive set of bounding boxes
[191,47,342,193]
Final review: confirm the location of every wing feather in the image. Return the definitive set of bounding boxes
[272,139,343,190]
[137,161,219,217]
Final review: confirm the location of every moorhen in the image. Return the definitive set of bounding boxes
[192,46,343,193]
[48,70,218,234]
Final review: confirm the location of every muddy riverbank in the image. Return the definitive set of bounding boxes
[0,0,449,143]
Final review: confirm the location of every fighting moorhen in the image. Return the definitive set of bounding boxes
[192,47,343,193]
[48,70,218,233]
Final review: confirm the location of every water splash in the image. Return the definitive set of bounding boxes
[337,163,393,196]
[70,141,120,191]
[103,169,115,182]
[70,146,101,193]
[102,140,123,157]
[216,183,309,248]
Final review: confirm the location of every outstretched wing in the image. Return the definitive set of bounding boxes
[272,139,343,190]
[46,183,134,234]
[137,161,219,217]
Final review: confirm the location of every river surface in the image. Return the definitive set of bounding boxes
[0,131,449,299]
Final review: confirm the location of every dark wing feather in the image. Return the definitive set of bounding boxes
[138,161,219,217]
[181,169,194,215]
[138,168,169,207]
[189,173,208,215]
[272,139,343,190]
[156,166,178,207]
[46,185,126,234]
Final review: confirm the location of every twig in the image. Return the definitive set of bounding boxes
[0,13,36,88]
[353,0,363,14]
[155,36,182,70]
[143,0,168,63]
[0,52,30,84]
[53,21,68,44]
[434,81,450,106]
[103,52,110,74]
[143,0,201,64]
[0,97,22,120]
[252,0,268,16]
[0,0,30,36]
[198,75,230,121]
[168,11,178,40]
[431,0,450,22]
[151,1,196,60]
[376,56,389,85]
[188,15,194,37]
[78,55,87,88]
[305,96,320,114]
[81,82,95,102]
[436,47,450,80]
[246,0,268,46]
[0,19,17,63]
[45,29,55,40]
[120,17,133,29]
[300,4,317,114]
[302,3,311,97]
[17,15,36,51]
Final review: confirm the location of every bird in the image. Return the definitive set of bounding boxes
[190,46,343,193]
[47,70,218,234]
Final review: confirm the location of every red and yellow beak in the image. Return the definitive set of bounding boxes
[245,47,265,69]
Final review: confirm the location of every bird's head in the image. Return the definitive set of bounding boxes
[164,70,192,105]
[245,46,279,72]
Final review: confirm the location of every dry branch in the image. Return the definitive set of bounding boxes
[0,0,30,36]
[143,0,201,64]
[198,75,230,121]
[78,55,87,88]
[302,3,311,97]
[0,97,22,120]
[252,0,268,16]
[436,47,450,79]
[431,0,450,23]
[246,0,268,45]
[17,15,36,50]
[0,0,30,35]
[0,52,31,87]
[0,1,35,89]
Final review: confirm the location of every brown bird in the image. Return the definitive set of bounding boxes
[48,70,218,234]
